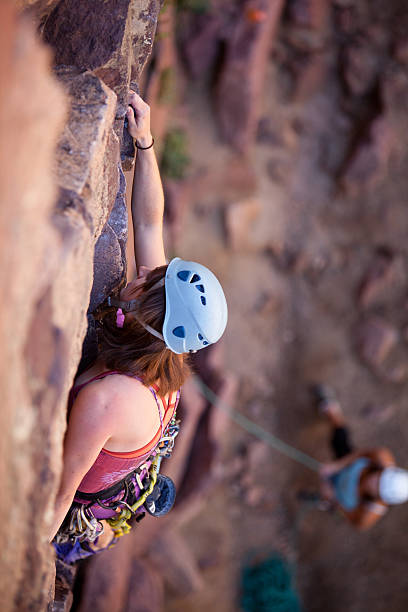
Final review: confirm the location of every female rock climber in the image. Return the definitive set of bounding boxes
[314,386,408,530]
[50,91,228,563]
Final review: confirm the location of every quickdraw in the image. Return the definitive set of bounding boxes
[107,455,161,537]
[107,417,180,538]
[55,505,104,544]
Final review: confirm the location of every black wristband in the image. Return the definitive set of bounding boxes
[135,137,154,150]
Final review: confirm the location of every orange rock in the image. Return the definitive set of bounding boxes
[246,8,268,24]
[224,197,260,251]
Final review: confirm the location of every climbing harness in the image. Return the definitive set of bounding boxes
[106,455,161,537]
[193,375,321,473]
[55,416,180,545]
[105,415,180,537]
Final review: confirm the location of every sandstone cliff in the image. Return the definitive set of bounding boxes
[0,2,160,609]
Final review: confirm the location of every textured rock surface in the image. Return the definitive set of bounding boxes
[0,4,66,611]
[0,0,159,610]
[51,561,77,612]
[215,0,285,151]
[51,66,121,382]
[89,165,128,312]
[43,0,161,169]
[54,67,119,240]
[45,0,163,370]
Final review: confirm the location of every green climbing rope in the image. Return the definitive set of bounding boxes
[193,375,321,473]
[241,554,302,612]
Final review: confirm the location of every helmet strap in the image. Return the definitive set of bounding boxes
[131,311,165,342]
[107,295,165,343]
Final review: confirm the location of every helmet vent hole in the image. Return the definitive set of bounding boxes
[190,274,201,283]
[172,326,186,338]
[201,296,206,305]
[177,270,190,282]
[196,284,205,293]
[198,334,203,341]
[203,341,209,346]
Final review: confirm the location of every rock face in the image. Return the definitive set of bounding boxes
[215,0,285,151]
[177,0,285,151]
[49,0,163,367]
[224,197,260,251]
[89,165,128,312]
[54,67,120,241]
[43,0,162,366]
[43,0,159,169]
[0,1,160,610]
[342,116,395,194]
[0,4,67,611]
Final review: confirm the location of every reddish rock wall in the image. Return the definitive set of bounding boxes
[0,1,160,610]
[0,5,67,611]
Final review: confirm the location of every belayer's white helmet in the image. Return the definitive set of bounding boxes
[379,467,408,505]
[162,257,228,354]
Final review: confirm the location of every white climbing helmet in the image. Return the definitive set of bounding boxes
[162,257,228,354]
[379,467,408,505]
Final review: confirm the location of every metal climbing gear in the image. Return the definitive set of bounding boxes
[54,504,104,544]
[106,416,180,537]
[55,415,180,544]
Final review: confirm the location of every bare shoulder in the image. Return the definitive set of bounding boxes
[363,447,395,467]
[346,502,386,530]
[69,378,116,431]
[71,374,162,452]
[75,373,157,416]
[101,373,158,411]
[97,374,163,451]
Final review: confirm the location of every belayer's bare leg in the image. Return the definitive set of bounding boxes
[311,384,353,458]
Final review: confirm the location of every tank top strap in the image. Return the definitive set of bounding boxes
[147,384,164,438]
[72,370,127,394]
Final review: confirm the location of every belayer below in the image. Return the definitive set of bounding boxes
[51,91,228,563]
[313,385,408,530]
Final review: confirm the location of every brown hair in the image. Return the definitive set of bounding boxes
[97,265,190,396]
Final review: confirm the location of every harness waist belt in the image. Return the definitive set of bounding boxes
[76,466,147,502]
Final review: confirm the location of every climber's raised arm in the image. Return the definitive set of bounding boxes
[126,91,166,274]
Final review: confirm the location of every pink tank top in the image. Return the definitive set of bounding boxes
[68,371,180,494]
